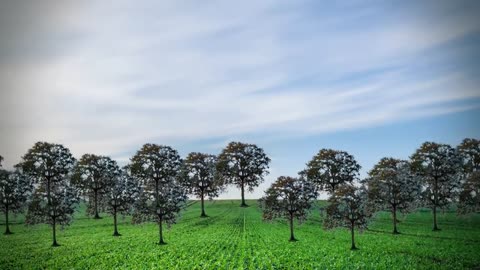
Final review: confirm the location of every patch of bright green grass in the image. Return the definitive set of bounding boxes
[0,200,479,269]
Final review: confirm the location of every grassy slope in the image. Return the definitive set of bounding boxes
[0,200,479,269]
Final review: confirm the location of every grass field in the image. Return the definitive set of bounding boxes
[0,200,479,269]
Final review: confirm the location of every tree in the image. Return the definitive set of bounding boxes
[0,169,32,234]
[457,138,480,214]
[19,142,79,246]
[130,144,187,245]
[457,171,480,214]
[410,142,462,231]
[364,158,421,234]
[105,166,139,236]
[324,184,372,250]
[305,149,361,196]
[217,142,270,207]
[457,138,480,173]
[179,152,224,217]
[72,154,118,219]
[0,155,3,167]
[259,176,317,241]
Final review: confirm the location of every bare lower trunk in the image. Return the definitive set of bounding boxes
[393,205,399,234]
[200,191,207,217]
[52,217,59,247]
[158,215,166,245]
[4,205,12,235]
[240,182,248,207]
[113,208,121,236]
[289,213,297,241]
[433,177,440,231]
[350,221,357,250]
[432,205,440,231]
[94,190,101,219]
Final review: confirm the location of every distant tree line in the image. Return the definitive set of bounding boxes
[0,138,478,250]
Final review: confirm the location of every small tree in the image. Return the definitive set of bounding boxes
[19,142,79,246]
[457,138,480,173]
[0,169,32,234]
[457,138,480,214]
[458,171,480,214]
[411,142,462,231]
[305,149,361,196]
[130,144,187,244]
[72,154,118,219]
[259,176,317,241]
[364,158,421,234]
[324,184,371,250]
[217,142,270,207]
[179,152,224,217]
[105,166,139,236]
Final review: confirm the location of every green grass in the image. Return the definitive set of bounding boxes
[1,200,479,269]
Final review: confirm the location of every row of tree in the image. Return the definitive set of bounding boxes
[0,141,270,246]
[259,138,479,250]
[1,139,478,249]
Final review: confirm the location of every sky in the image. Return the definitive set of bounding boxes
[0,0,479,199]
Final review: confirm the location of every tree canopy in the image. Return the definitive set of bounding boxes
[130,144,186,244]
[179,152,224,217]
[217,142,270,207]
[410,142,462,231]
[19,142,80,246]
[105,166,140,236]
[364,158,421,234]
[457,138,480,173]
[259,176,317,241]
[0,168,32,234]
[305,149,361,196]
[72,154,119,219]
[324,184,372,250]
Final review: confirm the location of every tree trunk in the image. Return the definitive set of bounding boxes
[52,217,59,247]
[113,207,121,236]
[240,181,248,207]
[289,213,297,241]
[94,190,101,219]
[4,205,12,235]
[350,221,357,250]
[432,205,439,231]
[158,215,166,245]
[432,177,440,231]
[200,190,207,217]
[393,205,399,234]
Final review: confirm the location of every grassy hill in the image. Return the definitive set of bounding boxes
[0,200,479,269]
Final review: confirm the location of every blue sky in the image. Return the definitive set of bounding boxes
[0,0,479,198]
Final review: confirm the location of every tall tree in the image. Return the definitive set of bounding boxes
[259,176,317,241]
[19,142,79,246]
[410,142,462,231]
[0,155,3,167]
[364,158,421,234]
[130,144,187,244]
[305,149,361,196]
[217,142,270,207]
[105,166,139,236]
[324,184,372,250]
[0,169,32,234]
[72,154,118,219]
[179,152,224,217]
